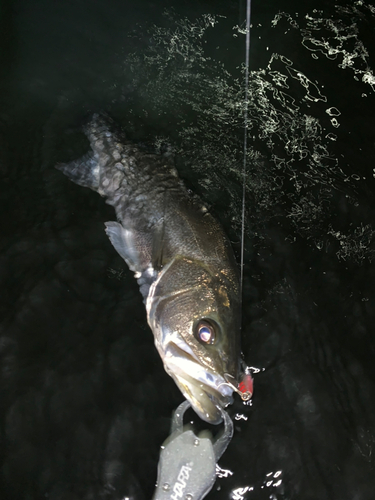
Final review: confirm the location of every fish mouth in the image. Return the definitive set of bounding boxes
[164,341,235,424]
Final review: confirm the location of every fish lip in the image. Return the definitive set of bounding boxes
[164,341,234,422]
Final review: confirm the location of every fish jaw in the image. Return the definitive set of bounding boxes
[163,341,234,424]
[146,257,241,424]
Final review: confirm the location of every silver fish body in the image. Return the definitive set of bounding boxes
[56,114,241,424]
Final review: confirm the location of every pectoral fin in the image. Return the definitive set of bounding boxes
[151,217,166,271]
[105,221,142,273]
[105,220,158,302]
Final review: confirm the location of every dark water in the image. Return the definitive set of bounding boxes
[1,0,375,499]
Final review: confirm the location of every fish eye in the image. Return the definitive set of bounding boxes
[195,319,216,345]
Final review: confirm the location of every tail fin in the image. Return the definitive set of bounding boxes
[56,151,99,191]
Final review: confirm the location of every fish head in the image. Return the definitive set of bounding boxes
[146,257,241,424]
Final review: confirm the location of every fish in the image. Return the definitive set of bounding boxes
[56,113,245,424]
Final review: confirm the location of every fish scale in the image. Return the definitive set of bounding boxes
[56,113,243,424]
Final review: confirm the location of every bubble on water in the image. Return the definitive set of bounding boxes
[122,7,375,261]
[327,224,375,262]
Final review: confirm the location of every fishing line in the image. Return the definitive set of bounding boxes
[240,0,252,296]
